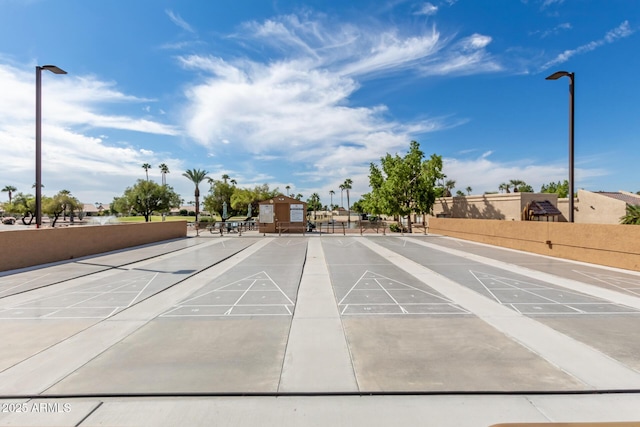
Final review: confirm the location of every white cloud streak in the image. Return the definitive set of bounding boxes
[414,3,438,16]
[177,13,500,184]
[165,9,195,33]
[541,21,634,70]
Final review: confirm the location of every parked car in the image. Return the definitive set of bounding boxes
[2,216,17,225]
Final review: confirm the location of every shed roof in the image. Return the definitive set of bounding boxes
[527,200,562,216]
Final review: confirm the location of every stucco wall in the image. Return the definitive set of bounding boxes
[428,217,640,271]
[432,193,560,221]
[0,221,187,272]
[561,190,627,224]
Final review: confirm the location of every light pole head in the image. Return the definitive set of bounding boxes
[546,70,572,81]
[41,65,67,74]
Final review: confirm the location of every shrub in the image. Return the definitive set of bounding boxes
[389,223,407,233]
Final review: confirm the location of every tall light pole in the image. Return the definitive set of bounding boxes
[36,65,67,228]
[545,70,575,223]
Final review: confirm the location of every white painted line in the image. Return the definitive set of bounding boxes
[0,273,51,295]
[337,270,369,305]
[573,270,640,297]
[374,278,408,313]
[127,272,160,307]
[403,237,640,311]
[262,271,295,305]
[360,236,640,389]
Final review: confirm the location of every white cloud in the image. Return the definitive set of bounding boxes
[0,62,181,202]
[442,152,608,194]
[176,14,503,190]
[540,0,564,9]
[414,3,438,16]
[541,21,634,70]
[165,9,195,33]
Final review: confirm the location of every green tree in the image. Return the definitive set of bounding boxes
[9,193,36,225]
[466,186,472,195]
[142,163,152,181]
[540,180,569,198]
[230,184,279,217]
[499,182,510,193]
[443,179,456,197]
[159,163,170,185]
[182,169,209,221]
[307,193,321,219]
[508,179,533,193]
[204,178,234,219]
[2,185,17,204]
[43,190,81,227]
[329,190,335,210]
[116,180,180,222]
[456,190,465,197]
[620,204,640,225]
[362,141,443,233]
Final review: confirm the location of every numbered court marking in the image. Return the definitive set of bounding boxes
[337,270,469,316]
[469,271,640,315]
[161,271,295,318]
[0,272,160,320]
[572,270,640,298]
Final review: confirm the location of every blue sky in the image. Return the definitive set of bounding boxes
[0,0,638,206]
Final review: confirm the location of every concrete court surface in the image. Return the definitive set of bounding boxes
[0,232,639,425]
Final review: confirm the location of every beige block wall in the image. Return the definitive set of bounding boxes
[432,193,560,221]
[571,190,626,224]
[428,217,640,271]
[0,221,187,272]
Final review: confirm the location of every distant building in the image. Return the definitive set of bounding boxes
[429,190,640,225]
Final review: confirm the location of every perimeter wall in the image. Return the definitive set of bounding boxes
[0,221,187,272]
[427,218,640,271]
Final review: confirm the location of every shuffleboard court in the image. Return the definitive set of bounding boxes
[44,238,307,394]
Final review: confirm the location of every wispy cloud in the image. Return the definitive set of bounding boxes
[165,9,195,33]
[540,0,564,10]
[0,62,180,201]
[540,21,634,70]
[177,14,502,175]
[530,22,572,38]
[414,2,438,16]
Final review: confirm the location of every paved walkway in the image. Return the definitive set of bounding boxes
[0,233,639,426]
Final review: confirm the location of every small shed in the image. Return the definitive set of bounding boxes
[258,195,307,233]
[522,200,563,221]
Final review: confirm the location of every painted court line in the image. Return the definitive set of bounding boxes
[360,237,640,389]
[402,237,640,311]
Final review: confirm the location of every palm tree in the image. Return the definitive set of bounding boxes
[159,163,170,185]
[286,185,291,196]
[2,185,17,204]
[509,179,525,193]
[230,179,237,186]
[499,183,510,193]
[329,190,335,211]
[466,186,472,196]
[182,169,209,221]
[444,179,456,197]
[142,163,152,181]
[342,178,353,225]
[221,174,230,184]
[620,204,640,225]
